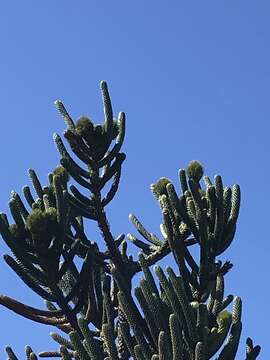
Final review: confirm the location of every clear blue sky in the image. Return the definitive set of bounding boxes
[0,1,269,358]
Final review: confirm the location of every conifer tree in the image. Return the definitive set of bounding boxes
[0,82,261,359]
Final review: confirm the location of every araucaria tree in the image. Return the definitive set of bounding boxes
[0,82,260,359]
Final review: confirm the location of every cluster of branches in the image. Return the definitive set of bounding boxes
[0,82,261,359]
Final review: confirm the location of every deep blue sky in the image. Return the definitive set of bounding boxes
[0,1,269,358]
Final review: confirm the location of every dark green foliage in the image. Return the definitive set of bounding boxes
[150,177,172,200]
[76,117,94,136]
[0,82,260,359]
[53,165,70,186]
[186,160,204,182]
[26,208,57,235]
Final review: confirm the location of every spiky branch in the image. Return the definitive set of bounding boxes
[0,82,260,359]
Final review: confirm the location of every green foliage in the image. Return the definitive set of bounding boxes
[52,165,70,186]
[186,160,204,182]
[0,82,260,360]
[26,208,57,235]
[150,177,172,200]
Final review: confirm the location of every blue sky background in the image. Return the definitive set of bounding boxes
[0,1,269,358]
